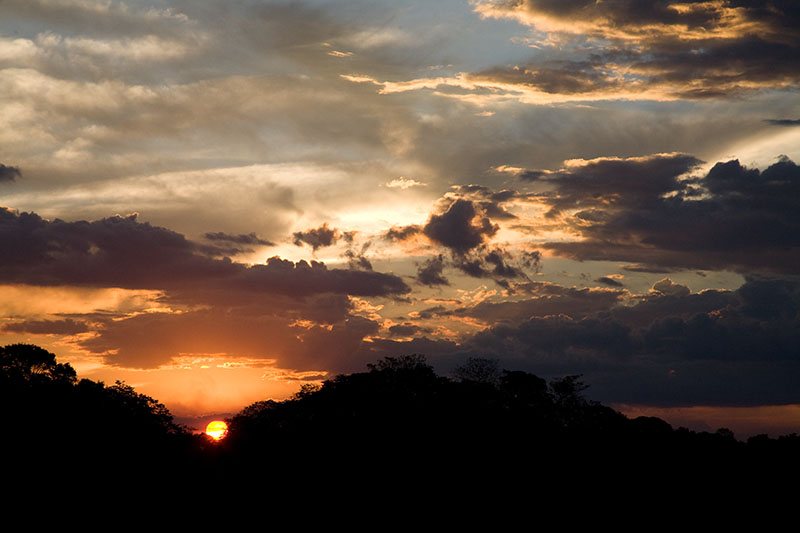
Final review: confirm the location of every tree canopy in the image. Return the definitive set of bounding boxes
[3,345,799,494]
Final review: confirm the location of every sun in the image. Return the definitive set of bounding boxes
[205,420,228,441]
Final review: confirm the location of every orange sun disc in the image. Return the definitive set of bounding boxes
[205,420,228,441]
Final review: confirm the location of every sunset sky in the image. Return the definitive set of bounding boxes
[1,0,799,436]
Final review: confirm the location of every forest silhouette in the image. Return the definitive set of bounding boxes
[3,343,799,498]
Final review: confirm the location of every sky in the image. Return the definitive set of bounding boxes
[1,0,799,436]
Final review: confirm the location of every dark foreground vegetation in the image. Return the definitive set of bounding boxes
[3,344,799,501]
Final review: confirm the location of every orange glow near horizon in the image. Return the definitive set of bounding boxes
[205,420,228,441]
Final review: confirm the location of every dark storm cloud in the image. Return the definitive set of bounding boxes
[204,232,274,247]
[0,208,410,297]
[469,59,620,96]
[449,185,527,220]
[343,240,373,271]
[423,199,498,255]
[388,192,533,286]
[524,152,703,216]
[344,249,373,271]
[415,305,448,320]
[0,164,21,183]
[239,257,410,298]
[0,207,417,370]
[483,249,523,278]
[452,247,525,281]
[2,318,90,335]
[202,231,275,256]
[79,308,383,370]
[345,275,799,405]
[388,323,432,337]
[483,0,738,28]
[416,255,449,287]
[527,154,800,273]
[637,277,800,365]
[634,37,800,100]
[650,278,691,297]
[453,283,626,324]
[471,0,800,99]
[610,285,736,329]
[384,194,513,255]
[597,277,624,288]
[453,257,487,278]
[450,275,800,405]
[471,315,634,360]
[766,119,800,126]
[353,336,461,369]
[293,223,341,251]
[621,264,674,274]
[521,251,542,272]
[0,209,224,288]
[383,225,422,242]
[387,193,530,286]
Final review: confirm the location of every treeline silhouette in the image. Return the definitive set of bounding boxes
[3,344,799,496]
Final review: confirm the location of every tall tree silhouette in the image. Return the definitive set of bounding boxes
[1,344,195,490]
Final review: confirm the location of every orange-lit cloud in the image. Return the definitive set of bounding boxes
[345,1,800,103]
[473,0,774,42]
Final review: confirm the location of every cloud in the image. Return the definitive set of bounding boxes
[0,207,422,369]
[520,154,800,273]
[423,199,498,255]
[0,164,21,183]
[417,255,449,287]
[238,257,410,298]
[384,188,537,286]
[383,198,504,262]
[387,322,431,337]
[639,277,800,365]
[521,251,542,272]
[79,307,382,370]
[469,60,621,96]
[453,283,626,324]
[345,274,799,407]
[204,232,274,247]
[597,276,624,288]
[384,225,422,242]
[1,318,90,335]
[452,247,526,281]
[522,152,703,216]
[610,284,736,329]
[651,278,691,298]
[356,1,800,103]
[202,231,275,256]
[448,185,526,220]
[766,119,800,126]
[293,223,341,251]
[471,314,634,361]
[386,177,426,189]
[0,207,410,296]
[456,275,800,405]
[344,243,373,271]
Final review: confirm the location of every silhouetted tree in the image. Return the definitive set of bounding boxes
[366,353,431,373]
[7,344,799,493]
[453,357,501,385]
[549,374,589,408]
[1,343,195,488]
[0,343,77,386]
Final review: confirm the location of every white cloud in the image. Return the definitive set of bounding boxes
[386,177,426,189]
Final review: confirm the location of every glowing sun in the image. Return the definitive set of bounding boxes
[205,420,228,441]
